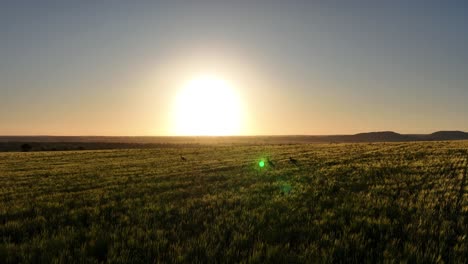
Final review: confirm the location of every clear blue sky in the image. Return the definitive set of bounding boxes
[1,1,467,135]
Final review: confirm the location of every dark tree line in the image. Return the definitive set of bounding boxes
[21,143,32,152]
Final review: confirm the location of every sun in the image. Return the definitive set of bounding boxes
[173,75,243,136]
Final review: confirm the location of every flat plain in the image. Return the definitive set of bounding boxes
[1,141,467,263]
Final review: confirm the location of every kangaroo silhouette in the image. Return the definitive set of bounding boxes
[267,158,275,167]
[289,157,298,165]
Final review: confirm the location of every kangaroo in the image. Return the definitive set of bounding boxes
[267,158,275,167]
[289,157,298,165]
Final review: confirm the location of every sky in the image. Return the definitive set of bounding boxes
[1,0,467,136]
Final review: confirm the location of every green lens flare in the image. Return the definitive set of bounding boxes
[259,160,265,168]
[281,184,292,194]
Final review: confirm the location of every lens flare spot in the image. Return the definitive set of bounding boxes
[258,160,265,168]
[281,184,292,194]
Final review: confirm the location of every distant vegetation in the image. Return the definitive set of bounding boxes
[0,131,467,152]
[20,143,32,152]
[1,141,467,262]
[0,142,200,152]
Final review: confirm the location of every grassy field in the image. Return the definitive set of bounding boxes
[1,141,467,263]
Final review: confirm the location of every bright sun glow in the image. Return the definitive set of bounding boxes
[173,75,243,136]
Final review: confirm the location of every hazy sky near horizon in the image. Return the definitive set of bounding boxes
[1,0,468,135]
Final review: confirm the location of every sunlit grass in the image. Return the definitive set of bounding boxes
[0,141,467,262]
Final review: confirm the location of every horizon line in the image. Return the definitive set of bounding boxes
[0,130,466,138]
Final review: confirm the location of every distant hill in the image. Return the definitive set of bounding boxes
[339,131,468,142]
[349,131,412,142]
[0,131,467,151]
[426,131,468,141]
